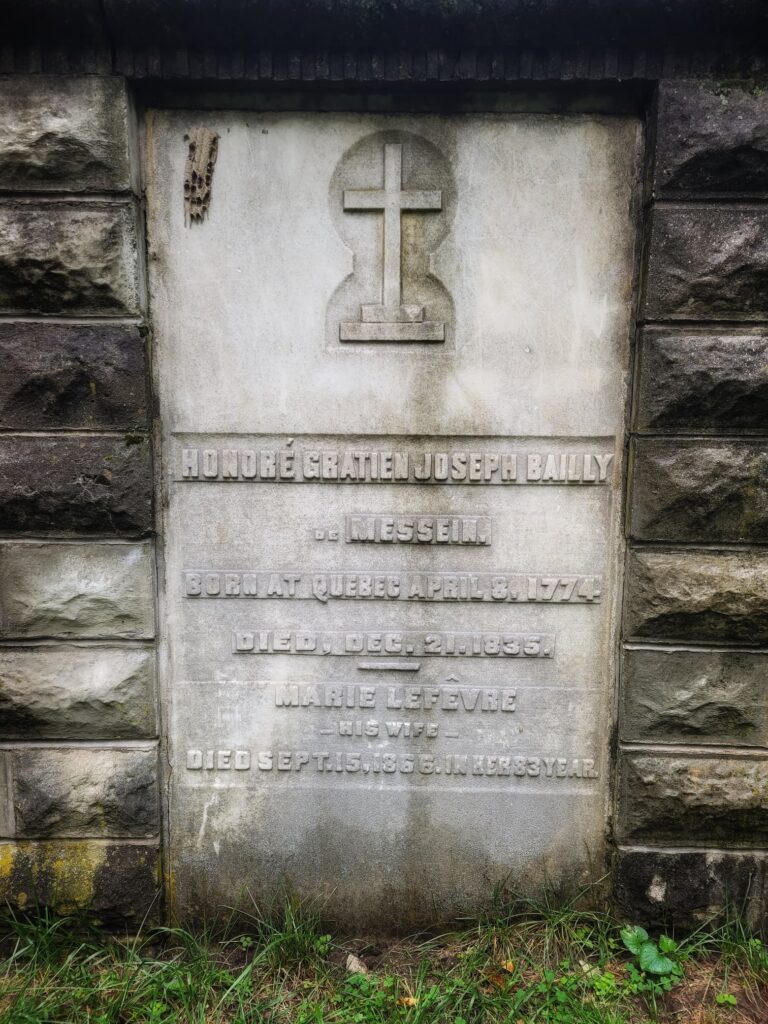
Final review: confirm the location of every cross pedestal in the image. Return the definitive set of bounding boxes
[340,143,445,342]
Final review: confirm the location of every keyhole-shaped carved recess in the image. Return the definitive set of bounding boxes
[327,130,456,346]
[183,128,219,225]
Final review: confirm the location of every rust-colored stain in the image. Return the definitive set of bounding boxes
[183,128,219,224]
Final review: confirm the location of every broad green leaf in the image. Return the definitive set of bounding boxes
[716,993,737,1006]
[658,934,678,953]
[639,941,676,975]
[620,925,648,955]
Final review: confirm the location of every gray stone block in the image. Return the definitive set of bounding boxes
[625,549,768,644]
[11,746,159,838]
[0,434,152,535]
[615,847,767,930]
[618,752,768,845]
[630,438,768,544]
[0,645,156,740]
[0,203,141,315]
[655,81,768,196]
[0,840,161,925]
[621,647,768,746]
[0,76,135,193]
[0,541,155,639]
[636,330,768,432]
[0,754,13,836]
[643,206,768,321]
[0,322,149,430]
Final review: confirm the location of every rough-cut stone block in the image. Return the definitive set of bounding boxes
[621,648,768,747]
[0,323,149,430]
[615,848,767,930]
[655,81,768,195]
[0,840,160,925]
[0,541,155,639]
[625,549,768,644]
[0,77,135,193]
[644,207,768,321]
[0,203,141,315]
[0,646,156,740]
[636,330,768,432]
[618,752,768,845]
[0,434,152,536]
[630,438,768,544]
[10,746,159,838]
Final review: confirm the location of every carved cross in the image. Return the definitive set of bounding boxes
[342,143,443,339]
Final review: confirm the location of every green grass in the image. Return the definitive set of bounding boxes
[1,895,766,1024]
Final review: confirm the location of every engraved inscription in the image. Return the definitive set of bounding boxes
[345,514,492,545]
[336,720,442,738]
[232,630,555,657]
[185,571,602,603]
[274,682,520,739]
[179,446,613,484]
[186,749,251,770]
[273,683,518,711]
[185,748,599,779]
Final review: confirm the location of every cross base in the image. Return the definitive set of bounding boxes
[340,301,445,342]
[340,320,445,342]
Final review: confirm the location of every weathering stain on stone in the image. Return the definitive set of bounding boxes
[0,841,161,924]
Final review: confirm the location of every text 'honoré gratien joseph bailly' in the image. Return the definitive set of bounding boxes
[179,447,614,483]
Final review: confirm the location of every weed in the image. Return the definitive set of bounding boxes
[715,991,738,1006]
[0,900,765,1023]
[620,926,683,977]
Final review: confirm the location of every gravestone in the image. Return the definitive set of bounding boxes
[147,111,641,926]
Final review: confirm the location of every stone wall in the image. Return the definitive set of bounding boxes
[616,81,768,929]
[0,77,161,925]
